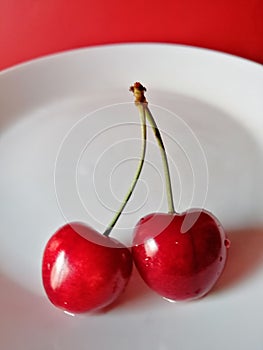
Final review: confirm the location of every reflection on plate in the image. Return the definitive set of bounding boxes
[0,44,263,350]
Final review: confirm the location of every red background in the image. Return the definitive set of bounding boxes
[0,0,263,70]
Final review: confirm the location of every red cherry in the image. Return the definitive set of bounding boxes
[42,222,133,313]
[132,210,229,301]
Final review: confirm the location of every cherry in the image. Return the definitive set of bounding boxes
[130,82,230,302]
[132,210,228,301]
[42,95,147,313]
[42,222,133,313]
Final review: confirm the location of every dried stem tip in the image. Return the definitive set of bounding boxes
[129,82,147,104]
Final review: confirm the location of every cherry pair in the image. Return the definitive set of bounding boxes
[42,83,229,314]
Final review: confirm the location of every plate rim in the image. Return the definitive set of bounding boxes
[1,42,262,77]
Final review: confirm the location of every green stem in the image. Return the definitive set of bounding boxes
[103,104,147,236]
[142,104,176,214]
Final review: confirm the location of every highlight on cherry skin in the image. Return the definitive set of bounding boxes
[132,209,230,302]
[42,222,133,314]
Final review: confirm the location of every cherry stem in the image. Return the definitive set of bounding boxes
[143,104,176,214]
[129,82,176,214]
[103,104,147,236]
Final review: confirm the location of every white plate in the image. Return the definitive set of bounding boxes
[0,44,263,350]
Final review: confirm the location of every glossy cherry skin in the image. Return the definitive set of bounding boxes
[132,210,229,301]
[42,222,133,313]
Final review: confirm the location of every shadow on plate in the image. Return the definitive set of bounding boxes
[0,272,68,348]
[2,225,263,323]
[213,227,263,293]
